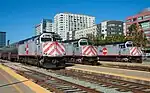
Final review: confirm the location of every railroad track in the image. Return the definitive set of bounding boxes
[1,60,150,93]
[17,69,99,93]
[54,69,150,93]
[1,61,100,93]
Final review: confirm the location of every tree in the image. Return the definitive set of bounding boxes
[87,33,126,46]
[127,24,148,48]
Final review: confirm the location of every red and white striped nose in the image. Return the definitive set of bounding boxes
[42,42,65,56]
[130,47,142,56]
[82,45,97,56]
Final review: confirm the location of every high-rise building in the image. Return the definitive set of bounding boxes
[126,8,150,46]
[72,20,124,40]
[35,19,53,35]
[0,32,6,48]
[54,13,95,40]
[72,24,101,40]
[101,20,124,38]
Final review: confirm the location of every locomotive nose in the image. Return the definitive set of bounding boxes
[82,45,97,56]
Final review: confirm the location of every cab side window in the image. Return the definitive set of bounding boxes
[119,44,125,48]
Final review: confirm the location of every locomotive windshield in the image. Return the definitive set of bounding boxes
[80,42,88,45]
[125,41,133,47]
[79,39,88,45]
[41,38,52,42]
[126,44,133,47]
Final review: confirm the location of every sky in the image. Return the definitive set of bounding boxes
[0,0,150,43]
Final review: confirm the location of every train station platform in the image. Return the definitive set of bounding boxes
[66,64,150,86]
[99,61,150,67]
[0,64,51,93]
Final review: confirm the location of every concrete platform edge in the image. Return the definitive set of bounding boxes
[0,64,51,93]
[66,67,150,86]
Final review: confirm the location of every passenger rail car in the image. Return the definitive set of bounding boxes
[97,41,143,63]
[0,32,66,68]
[63,38,98,65]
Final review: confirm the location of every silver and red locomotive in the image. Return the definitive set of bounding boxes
[97,41,143,63]
[63,38,98,65]
[0,32,66,68]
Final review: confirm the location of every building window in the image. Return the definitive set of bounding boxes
[118,25,122,27]
[126,19,131,22]
[59,26,63,28]
[133,18,137,21]
[143,15,150,19]
[111,32,115,34]
[127,24,131,28]
[140,22,150,30]
[138,16,143,20]
[111,28,115,30]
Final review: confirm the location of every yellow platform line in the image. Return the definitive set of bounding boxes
[0,64,51,93]
[68,67,150,82]
[0,71,24,93]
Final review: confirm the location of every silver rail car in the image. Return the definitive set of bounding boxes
[63,38,98,65]
[97,41,143,63]
[0,32,66,68]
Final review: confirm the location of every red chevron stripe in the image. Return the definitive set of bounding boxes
[133,49,138,55]
[92,47,97,54]
[44,42,55,53]
[91,49,95,55]
[83,46,90,54]
[49,48,55,55]
[91,48,96,55]
[87,49,92,55]
[56,47,62,55]
[55,42,65,52]
[131,47,136,55]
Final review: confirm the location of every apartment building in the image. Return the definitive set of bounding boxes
[101,20,124,38]
[71,20,124,40]
[126,8,150,43]
[54,12,95,40]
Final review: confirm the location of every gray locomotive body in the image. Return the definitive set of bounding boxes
[63,38,98,65]
[0,32,66,68]
[97,41,143,63]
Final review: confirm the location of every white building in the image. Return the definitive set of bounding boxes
[74,25,97,39]
[54,13,95,40]
[123,23,126,36]
[35,19,53,35]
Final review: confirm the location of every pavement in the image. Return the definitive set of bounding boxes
[66,64,150,86]
[98,61,150,68]
[0,64,51,93]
